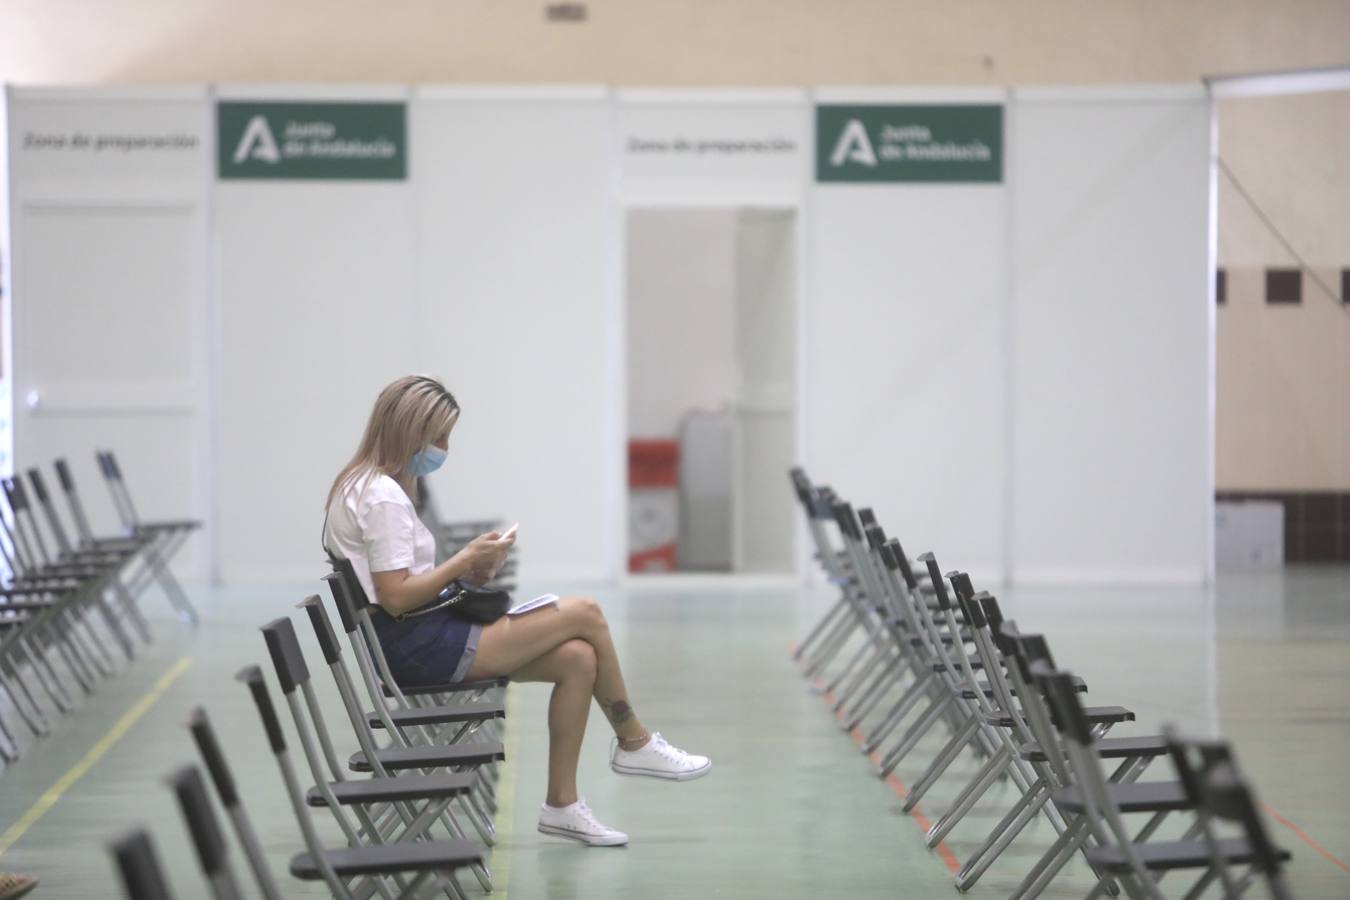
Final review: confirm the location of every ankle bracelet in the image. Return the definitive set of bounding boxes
[619,731,649,749]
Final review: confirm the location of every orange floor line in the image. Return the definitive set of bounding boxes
[795,646,961,875]
[1262,803,1350,875]
[847,712,962,875]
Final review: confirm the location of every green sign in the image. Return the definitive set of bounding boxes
[217,101,406,180]
[816,104,1002,183]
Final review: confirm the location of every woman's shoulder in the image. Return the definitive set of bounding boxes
[340,470,413,510]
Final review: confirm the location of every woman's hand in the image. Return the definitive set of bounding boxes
[371,531,514,615]
[457,531,514,584]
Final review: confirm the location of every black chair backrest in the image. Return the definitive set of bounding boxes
[864,522,887,553]
[299,595,344,666]
[1040,669,1094,745]
[55,458,75,493]
[237,665,287,754]
[1205,765,1284,874]
[831,500,858,540]
[886,538,919,590]
[166,764,229,879]
[3,476,26,511]
[857,507,877,530]
[27,468,73,555]
[976,592,1004,630]
[261,617,311,695]
[110,828,177,900]
[188,707,239,810]
[810,486,837,520]
[100,449,124,482]
[918,552,952,610]
[322,566,362,635]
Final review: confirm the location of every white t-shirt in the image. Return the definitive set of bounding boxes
[324,471,437,607]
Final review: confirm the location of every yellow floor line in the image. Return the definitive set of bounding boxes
[0,656,195,855]
[487,683,520,898]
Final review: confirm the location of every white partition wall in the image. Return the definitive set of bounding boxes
[214,85,418,581]
[3,82,1214,585]
[5,86,211,574]
[807,88,1010,578]
[413,87,618,581]
[1008,87,1212,582]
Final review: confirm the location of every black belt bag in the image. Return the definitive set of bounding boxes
[400,580,510,625]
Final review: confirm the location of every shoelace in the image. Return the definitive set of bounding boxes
[647,732,690,764]
[574,798,612,833]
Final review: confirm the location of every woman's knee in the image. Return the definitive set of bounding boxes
[555,638,597,681]
[563,596,608,637]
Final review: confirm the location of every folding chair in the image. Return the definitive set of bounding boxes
[52,459,144,554]
[1044,676,1294,900]
[239,663,485,900]
[165,764,245,900]
[788,468,855,667]
[109,828,178,900]
[29,466,152,647]
[262,614,500,891]
[1166,728,1295,900]
[187,707,284,900]
[94,450,199,626]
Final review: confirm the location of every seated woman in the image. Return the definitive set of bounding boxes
[323,375,709,847]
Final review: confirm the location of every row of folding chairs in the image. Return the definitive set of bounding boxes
[0,450,199,766]
[108,556,511,899]
[789,466,1294,900]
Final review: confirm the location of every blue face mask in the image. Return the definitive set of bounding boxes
[408,444,447,477]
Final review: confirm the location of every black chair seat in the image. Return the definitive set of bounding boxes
[349,741,505,773]
[931,659,987,673]
[306,772,475,807]
[1054,781,1191,815]
[290,838,482,879]
[84,537,148,552]
[1084,836,1290,873]
[908,630,974,648]
[63,548,136,564]
[381,677,508,698]
[962,674,1085,701]
[133,520,202,535]
[986,705,1134,729]
[1020,734,1168,763]
[367,701,506,729]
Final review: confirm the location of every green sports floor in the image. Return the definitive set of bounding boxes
[0,569,1347,899]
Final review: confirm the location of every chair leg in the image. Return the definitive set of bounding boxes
[902,716,981,812]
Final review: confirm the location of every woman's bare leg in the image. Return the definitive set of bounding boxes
[464,597,649,747]
[510,638,596,807]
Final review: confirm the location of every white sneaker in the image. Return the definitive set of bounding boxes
[537,798,628,847]
[610,731,712,781]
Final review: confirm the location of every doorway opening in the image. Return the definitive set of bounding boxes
[625,206,797,575]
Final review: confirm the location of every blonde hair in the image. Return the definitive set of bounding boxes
[327,375,460,509]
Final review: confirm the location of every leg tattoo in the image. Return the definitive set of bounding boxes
[601,698,634,727]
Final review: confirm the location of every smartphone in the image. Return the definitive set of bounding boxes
[498,523,519,542]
